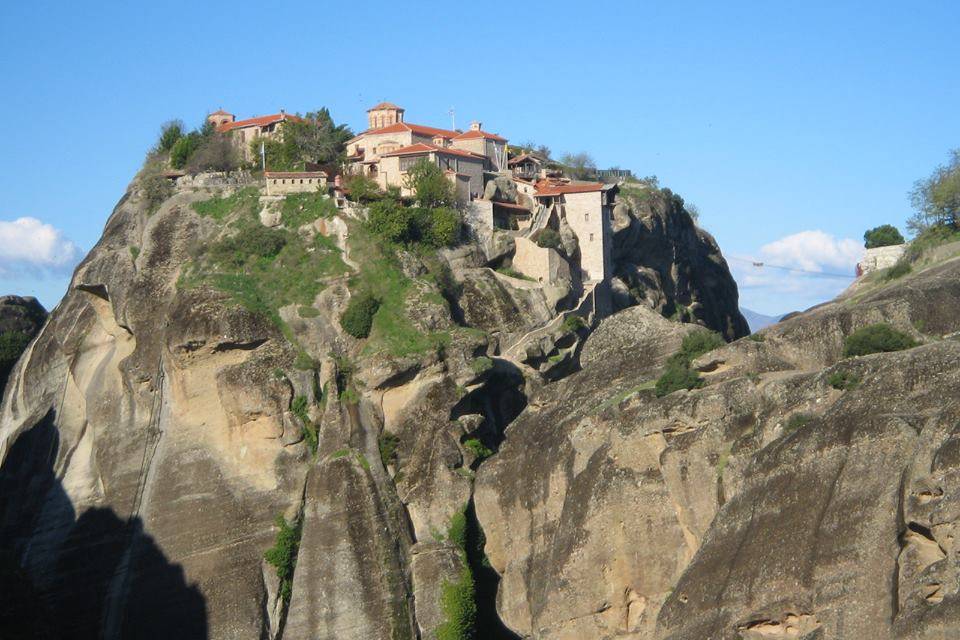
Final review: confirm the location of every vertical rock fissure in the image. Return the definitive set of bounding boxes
[274,473,309,640]
[102,356,165,639]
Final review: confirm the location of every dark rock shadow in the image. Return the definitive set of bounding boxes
[0,415,208,639]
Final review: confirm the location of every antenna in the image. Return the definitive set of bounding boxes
[449,107,456,131]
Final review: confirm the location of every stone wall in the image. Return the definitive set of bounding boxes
[265,174,326,196]
[857,243,905,275]
[512,237,570,284]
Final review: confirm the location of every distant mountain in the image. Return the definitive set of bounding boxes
[740,307,784,332]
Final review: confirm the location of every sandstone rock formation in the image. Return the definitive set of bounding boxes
[0,167,755,639]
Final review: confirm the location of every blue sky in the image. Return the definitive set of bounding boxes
[1,1,958,315]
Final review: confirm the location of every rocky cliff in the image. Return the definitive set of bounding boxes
[0,167,760,640]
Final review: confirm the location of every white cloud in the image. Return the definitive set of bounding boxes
[732,230,864,315]
[758,230,863,273]
[0,217,82,276]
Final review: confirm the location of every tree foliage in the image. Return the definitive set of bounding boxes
[843,323,918,357]
[863,224,905,249]
[156,120,185,153]
[0,331,32,393]
[170,132,203,169]
[187,133,239,173]
[264,514,302,605]
[908,149,960,234]
[251,108,352,171]
[405,158,455,208]
[560,152,597,179]
[340,291,381,339]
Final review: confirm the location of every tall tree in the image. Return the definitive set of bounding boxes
[908,149,960,234]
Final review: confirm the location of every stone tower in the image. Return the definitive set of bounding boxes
[367,102,405,130]
[207,109,235,128]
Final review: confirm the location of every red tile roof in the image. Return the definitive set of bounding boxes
[367,102,404,111]
[508,153,541,166]
[264,171,327,179]
[351,121,460,141]
[380,142,485,160]
[534,180,605,196]
[453,129,507,143]
[217,112,303,132]
[209,108,233,116]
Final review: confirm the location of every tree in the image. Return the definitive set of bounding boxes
[404,159,454,208]
[686,203,701,222]
[343,174,382,202]
[284,108,352,166]
[908,149,960,234]
[863,224,905,249]
[560,152,596,179]
[187,133,239,173]
[170,132,202,169]
[156,120,185,153]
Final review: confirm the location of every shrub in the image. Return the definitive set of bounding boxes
[378,432,400,468]
[343,174,382,202]
[655,360,704,397]
[904,223,960,262]
[186,133,240,174]
[340,291,381,339]
[463,437,493,462]
[141,172,174,214]
[156,120,185,153]
[129,246,140,261]
[405,158,455,208]
[170,132,202,169]
[264,514,302,605]
[535,228,563,250]
[426,206,461,248]
[748,333,765,342]
[676,330,725,362]
[470,356,493,375]
[827,370,860,391]
[843,323,918,357]
[561,314,586,333]
[784,413,812,433]
[883,259,912,281]
[367,197,412,243]
[291,395,317,455]
[208,226,288,268]
[863,224,905,249]
[280,192,337,229]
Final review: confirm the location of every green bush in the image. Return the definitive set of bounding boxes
[378,432,400,468]
[463,437,493,462]
[192,187,260,221]
[280,192,337,229]
[170,132,202,169]
[676,330,725,362]
[367,198,412,243]
[535,228,563,250]
[264,514,302,605]
[561,314,586,333]
[340,291,381,339]
[343,174,382,202]
[843,323,918,357]
[208,226,288,268]
[784,413,812,433]
[827,370,860,391]
[405,158,455,208]
[748,333,765,342]
[141,170,174,214]
[291,395,317,455]
[156,120,185,153]
[470,356,493,375]
[883,259,912,281]
[863,224,905,249]
[905,223,960,262]
[426,206,461,247]
[655,360,704,397]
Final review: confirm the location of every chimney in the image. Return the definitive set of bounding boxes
[469,121,482,131]
[280,108,286,116]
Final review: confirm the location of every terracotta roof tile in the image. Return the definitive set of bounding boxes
[453,129,507,143]
[217,112,303,132]
[380,142,486,160]
[367,102,404,111]
[534,180,605,196]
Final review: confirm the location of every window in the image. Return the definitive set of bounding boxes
[589,233,594,242]
[585,213,589,222]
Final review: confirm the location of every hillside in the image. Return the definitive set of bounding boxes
[0,165,745,639]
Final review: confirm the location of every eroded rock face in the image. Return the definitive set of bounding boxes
[0,166,757,640]
[476,253,960,639]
